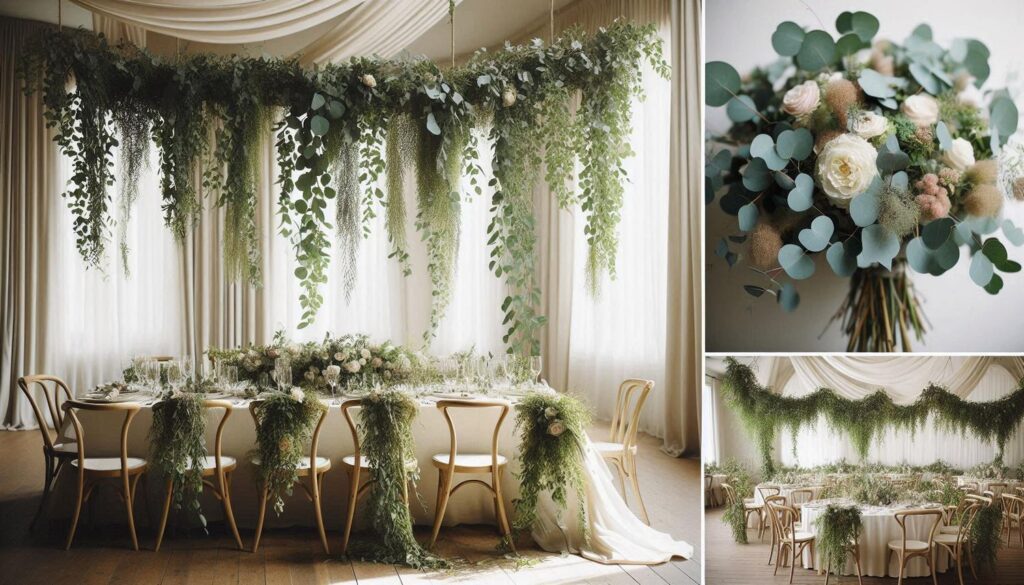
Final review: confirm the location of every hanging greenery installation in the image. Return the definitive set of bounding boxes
[22,21,667,352]
[720,358,1024,476]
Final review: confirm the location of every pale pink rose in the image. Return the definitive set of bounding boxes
[782,81,821,119]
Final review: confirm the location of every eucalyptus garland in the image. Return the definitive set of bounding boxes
[721,358,1024,476]
[148,390,208,528]
[511,392,591,545]
[251,389,327,515]
[23,21,667,351]
[815,505,862,575]
[347,389,448,569]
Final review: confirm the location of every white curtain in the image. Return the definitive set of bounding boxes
[45,147,186,396]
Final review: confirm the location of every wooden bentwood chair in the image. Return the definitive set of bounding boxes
[764,494,787,565]
[721,482,765,541]
[888,508,943,585]
[249,400,331,554]
[428,399,514,551]
[591,379,654,524]
[1002,493,1024,548]
[17,375,78,530]
[339,398,419,554]
[766,501,816,584]
[934,501,982,585]
[154,399,244,551]
[61,400,149,550]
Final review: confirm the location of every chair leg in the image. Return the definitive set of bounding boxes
[789,544,797,584]
[312,473,329,554]
[855,550,863,585]
[252,486,269,553]
[930,549,937,585]
[824,560,830,585]
[493,466,515,552]
[774,543,786,576]
[341,467,361,555]
[220,471,244,551]
[154,480,174,552]
[627,455,650,525]
[123,473,139,551]
[31,455,55,531]
[956,546,965,585]
[897,552,904,585]
[65,474,86,550]
[429,470,452,550]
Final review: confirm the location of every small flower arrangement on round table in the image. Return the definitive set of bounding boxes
[706,10,1023,351]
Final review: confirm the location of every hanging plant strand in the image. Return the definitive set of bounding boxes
[23,22,668,346]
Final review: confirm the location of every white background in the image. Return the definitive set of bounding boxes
[705,0,1024,352]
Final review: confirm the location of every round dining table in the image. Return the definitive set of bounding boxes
[748,483,825,527]
[800,499,950,578]
[47,387,692,564]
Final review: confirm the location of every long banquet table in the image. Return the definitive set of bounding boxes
[800,499,950,578]
[49,389,692,564]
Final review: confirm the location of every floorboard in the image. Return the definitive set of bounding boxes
[0,424,699,585]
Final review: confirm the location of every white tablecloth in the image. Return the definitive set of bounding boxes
[51,394,692,564]
[800,500,950,578]
[748,483,825,527]
[955,476,1022,495]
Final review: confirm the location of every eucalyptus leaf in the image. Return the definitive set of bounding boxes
[771,22,805,56]
[796,30,836,71]
[778,244,815,280]
[706,61,741,106]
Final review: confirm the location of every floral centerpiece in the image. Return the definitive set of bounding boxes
[706,11,1023,351]
[208,332,427,392]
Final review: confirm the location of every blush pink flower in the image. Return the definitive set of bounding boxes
[915,173,951,221]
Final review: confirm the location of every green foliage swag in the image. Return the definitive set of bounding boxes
[22,22,667,353]
[251,390,327,515]
[149,389,208,527]
[709,457,755,544]
[511,392,591,545]
[971,504,1003,572]
[347,389,448,569]
[815,505,862,575]
[721,358,1024,476]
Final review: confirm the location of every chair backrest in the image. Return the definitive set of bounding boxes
[62,400,141,475]
[893,509,942,551]
[952,502,983,544]
[966,493,993,505]
[757,485,781,503]
[608,379,653,449]
[770,503,801,541]
[18,375,74,451]
[249,398,329,473]
[721,482,737,506]
[986,482,1009,499]
[201,399,233,473]
[340,398,365,468]
[764,495,787,532]
[1001,493,1024,519]
[435,399,510,472]
[790,488,814,506]
[704,474,713,490]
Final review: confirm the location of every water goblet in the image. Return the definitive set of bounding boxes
[529,355,543,385]
[325,364,341,397]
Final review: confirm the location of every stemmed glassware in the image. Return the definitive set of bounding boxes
[324,364,341,398]
[273,358,292,392]
[529,355,543,386]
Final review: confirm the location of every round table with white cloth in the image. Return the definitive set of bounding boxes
[955,476,1022,495]
[50,391,692,564]
[800,499,950,578]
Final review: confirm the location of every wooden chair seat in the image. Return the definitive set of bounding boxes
[934,532,968,545]
[72,457,147,475]
[939,525,963,534]
[888,539,930,552]
[790,530,815,543]
[252,455,331,473]
[591,440,638,454]
[342,454,417,470]
[51,442,78,455]
[431,453,508,472]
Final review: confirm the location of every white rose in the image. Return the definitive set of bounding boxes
[333,352,344,361]
[344,360,361,373]
[547,420,566,437]
[817,71,843,84]
[816,134,879,207]
[360,348,371,359]
[943,138,976,171]
[901,94,939,126]
[359,358,367,365]
[782,80,820,119]
[361,74,376,88]
[290,387,305,402]
[325,365,341,377]
[502,88,517,107]
[850,111,888,139]
[544,407,558,419]
[371,357,383,368]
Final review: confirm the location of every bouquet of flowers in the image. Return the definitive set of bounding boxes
[706,11,1023,351]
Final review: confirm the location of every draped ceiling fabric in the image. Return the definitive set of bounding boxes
[71,0,364,44]
[768,356,1024,402]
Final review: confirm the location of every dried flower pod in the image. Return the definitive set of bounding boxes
[749,221,783,270]
[966,159,999,186]
[825,79,859,129]
[964,184,1004,217]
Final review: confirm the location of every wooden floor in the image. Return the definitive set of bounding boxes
[0,424,700,585]
[705,507,1024,585]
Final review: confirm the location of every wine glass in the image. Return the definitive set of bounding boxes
[324,365,341,397]
[224,365,241,396]
[529,356,542,385]
[166,361,184,393]
[145,359,162,392]
[181,355,194,384]
[274,361,292,392]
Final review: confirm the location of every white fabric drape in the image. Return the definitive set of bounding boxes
[777,355,1024,403]
[71,0,364,44]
